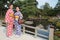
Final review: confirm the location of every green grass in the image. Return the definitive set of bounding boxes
[54,31,60,40]
[54,35,60,40]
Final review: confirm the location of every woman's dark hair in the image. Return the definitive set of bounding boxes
[16,6,20,9]
[8,4,13,7]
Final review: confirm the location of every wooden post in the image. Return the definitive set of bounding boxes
[0,20,2,26]
[23,26,25,34]
[35,27,38,37]
[49,25,54,40]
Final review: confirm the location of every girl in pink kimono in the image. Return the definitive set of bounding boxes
[5,4,14,37]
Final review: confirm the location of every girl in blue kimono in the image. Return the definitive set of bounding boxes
[14,7,23,36]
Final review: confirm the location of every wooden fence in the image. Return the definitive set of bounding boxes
[21,24,54,40]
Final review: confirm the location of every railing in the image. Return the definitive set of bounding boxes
[21,24,38,37]
[21,24,54,40]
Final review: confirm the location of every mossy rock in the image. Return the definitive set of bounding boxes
[48,18,57,23]
[56,21,60,28]
[55,31,60,37]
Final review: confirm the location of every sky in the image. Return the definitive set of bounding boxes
[36,0,58,8]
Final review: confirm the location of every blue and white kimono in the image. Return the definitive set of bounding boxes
[14,11,23,35]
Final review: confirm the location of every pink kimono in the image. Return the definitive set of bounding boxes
[5,9,14,37]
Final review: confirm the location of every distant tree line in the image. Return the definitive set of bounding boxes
[0,0,60,18]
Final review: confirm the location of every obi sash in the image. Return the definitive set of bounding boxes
[15,16,19,20]
[9,13,14,17]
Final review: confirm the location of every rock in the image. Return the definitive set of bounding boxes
[25,21,33,25]
[36,24,44,29]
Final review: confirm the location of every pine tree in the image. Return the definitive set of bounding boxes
[55,0,60,10]
[0,0,15,18]
[14,0,40,19]
[54,0,60,15]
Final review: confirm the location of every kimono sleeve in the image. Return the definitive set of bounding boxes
[5,9,10,22]
[19,12,23,19]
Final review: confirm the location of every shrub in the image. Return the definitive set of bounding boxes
[56,21,60,28]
